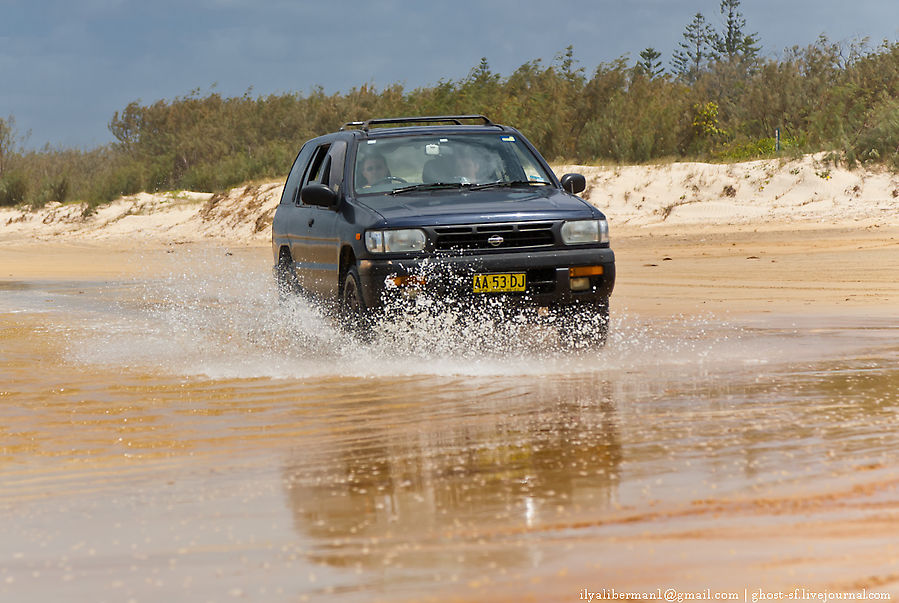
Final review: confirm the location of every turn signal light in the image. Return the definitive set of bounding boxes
[569,265,604,278]
[390,276,427,287]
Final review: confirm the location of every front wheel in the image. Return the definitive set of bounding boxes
[340,266,371,336]
[274,251,299,300]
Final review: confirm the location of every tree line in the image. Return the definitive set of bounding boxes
[3,0,899,209]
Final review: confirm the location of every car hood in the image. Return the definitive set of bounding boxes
[358,187,600,227]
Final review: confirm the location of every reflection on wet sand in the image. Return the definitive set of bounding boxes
[284,378,622,574]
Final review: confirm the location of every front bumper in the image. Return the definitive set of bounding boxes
[356,247,615,309]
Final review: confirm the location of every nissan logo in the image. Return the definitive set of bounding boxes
[487,235,504,247]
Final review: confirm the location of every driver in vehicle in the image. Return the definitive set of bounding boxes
[358,153,390,187]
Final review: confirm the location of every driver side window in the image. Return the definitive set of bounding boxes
[294,144,333,207]
[300,141,347,202]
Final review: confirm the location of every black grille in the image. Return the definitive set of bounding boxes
[433,222,555,251]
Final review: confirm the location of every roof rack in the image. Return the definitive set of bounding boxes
[340,115,494,132]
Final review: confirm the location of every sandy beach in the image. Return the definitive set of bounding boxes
[2,156,898,602]
[3,154,898,315]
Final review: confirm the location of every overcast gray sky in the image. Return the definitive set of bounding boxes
[3,0,899,149]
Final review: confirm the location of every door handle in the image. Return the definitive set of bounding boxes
[308,218,315,227]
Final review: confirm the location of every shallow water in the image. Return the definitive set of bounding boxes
[2,247,898,601]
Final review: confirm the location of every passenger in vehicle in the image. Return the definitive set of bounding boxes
[456,152,480,184]
[421,156,454,183]
[421,150,481,184]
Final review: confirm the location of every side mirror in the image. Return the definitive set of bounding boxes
[560,173,587,195]
[301,183,338,208]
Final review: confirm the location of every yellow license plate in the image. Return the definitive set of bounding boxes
[472,273,526,293]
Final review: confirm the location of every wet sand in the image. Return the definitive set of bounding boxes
[614,224,899,316]
[2,225,899,602]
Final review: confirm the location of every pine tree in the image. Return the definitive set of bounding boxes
[637,48,665,78]
[715,0,761,66]
[671,13,719,83]
[469,57,497,85]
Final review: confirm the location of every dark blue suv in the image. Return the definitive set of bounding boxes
[272,115,615,341]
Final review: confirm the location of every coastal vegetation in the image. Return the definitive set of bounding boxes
[3,0,899,209]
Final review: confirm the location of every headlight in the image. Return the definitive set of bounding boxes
[365,229,427,253]
[561,220,609,245]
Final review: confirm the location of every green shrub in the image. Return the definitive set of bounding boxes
[715,134,802,161]
[853,97,899,167]
[0,172,28,207]
[85,162,145,206]
[25,174,72,209]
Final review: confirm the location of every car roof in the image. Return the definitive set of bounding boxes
[354,124,510,138]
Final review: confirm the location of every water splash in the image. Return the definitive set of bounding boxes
[61,246,874,381]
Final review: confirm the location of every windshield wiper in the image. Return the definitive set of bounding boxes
[468,180,550,190]
[389,180,549,195]
[389,182,466,195]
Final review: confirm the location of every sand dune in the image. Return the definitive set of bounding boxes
[560,152,899,228]
[2,154,897,244]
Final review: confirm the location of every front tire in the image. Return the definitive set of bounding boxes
[275,251,299,300]
[340,266,371,336]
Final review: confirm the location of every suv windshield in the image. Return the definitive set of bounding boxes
[353,133,553,195]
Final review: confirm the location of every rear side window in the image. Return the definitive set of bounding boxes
[280,143,314,204]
